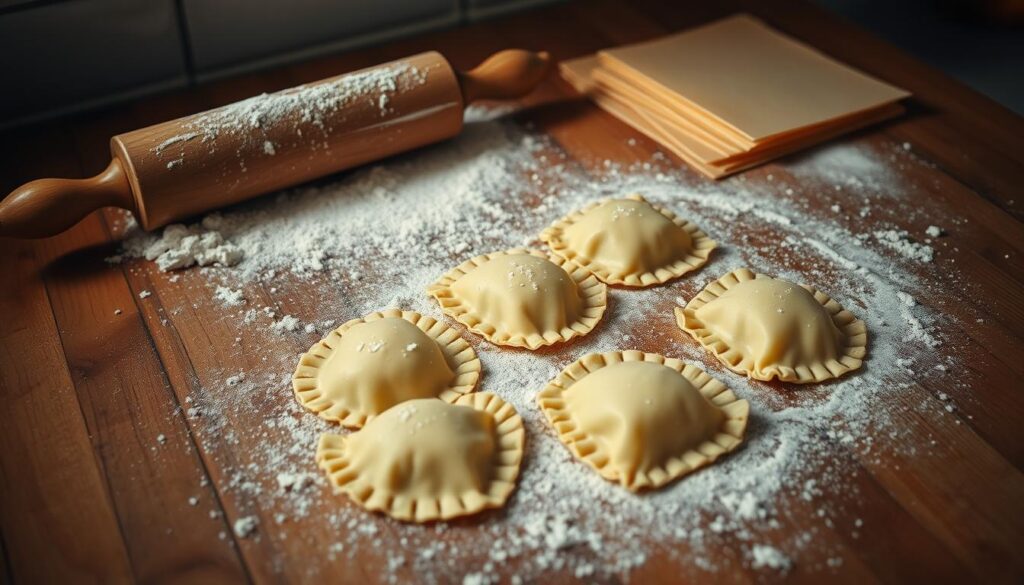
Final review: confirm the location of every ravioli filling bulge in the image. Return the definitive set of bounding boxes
[450,253,583,337]
[565,361,724,482]
[563,198,693,275]
[694,278,843,370]
[319,318,455,416]
[345,399,496,496]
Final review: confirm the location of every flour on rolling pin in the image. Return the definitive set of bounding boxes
[1,50,551,238]
[114,65,432,273]
[151,63,431,172]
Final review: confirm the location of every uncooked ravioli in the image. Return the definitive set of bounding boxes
[676,268,867,383]
[316,393,524,522]
[536,351,748,491]
[540,194,715,286]
[292,309,480,427]
[427,248,607,350]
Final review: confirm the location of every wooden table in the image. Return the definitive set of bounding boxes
[1,1,1022,583]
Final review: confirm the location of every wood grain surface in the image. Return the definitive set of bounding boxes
[1,1,1022,584]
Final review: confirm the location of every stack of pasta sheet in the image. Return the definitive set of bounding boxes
[559,14,910,179]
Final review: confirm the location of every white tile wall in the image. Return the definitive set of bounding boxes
[0,0,188,127]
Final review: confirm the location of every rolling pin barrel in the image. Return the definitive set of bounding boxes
[0,49,550,238]
[117,51,464,231]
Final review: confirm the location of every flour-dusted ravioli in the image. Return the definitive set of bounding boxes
[427,249,607,350]
[316,393,524,522]
[292,309,480,428]
[536,351,748,491]
[540,194,716,287]
[676,268,867,383]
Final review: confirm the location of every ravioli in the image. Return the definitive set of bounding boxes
[536,351,748,491]
[676,268,867,383]
[427,249,607,349]
[292,309,480,427]
[316,393,524,522]
[540,194,715,286]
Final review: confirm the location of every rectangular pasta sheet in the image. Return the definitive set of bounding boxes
[559,15,909,178]
[598,14,910,143]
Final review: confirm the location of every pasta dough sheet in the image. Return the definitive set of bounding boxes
[593,65,905,164]
[558,14,909,179]
[561,56,903,179]
[598,14,910,143]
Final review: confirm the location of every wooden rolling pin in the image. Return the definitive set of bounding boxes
[0,49,550,238]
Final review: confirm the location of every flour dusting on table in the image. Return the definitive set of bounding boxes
[112,107,972,583]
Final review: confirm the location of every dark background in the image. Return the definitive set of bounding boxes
[819,0,1024,113]
[0,0,1021,129]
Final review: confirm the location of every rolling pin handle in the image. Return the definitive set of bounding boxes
[458,49,552,103]
[0,158,134,239]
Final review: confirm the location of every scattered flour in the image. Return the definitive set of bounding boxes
[277,472,314,493]
[214,286,246,307]
[132,222,244,271]
[750,544,791,570]
[896,291,940,347]
[117,108,965,582]
[272,315,301,334]
[873,229,934,262]
[233,516,259,538]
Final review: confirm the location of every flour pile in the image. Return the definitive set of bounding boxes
[113,107,968,583]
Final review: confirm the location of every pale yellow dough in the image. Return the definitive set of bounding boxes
[540,194,716,287]
[536,351,748,491]
[427,249,607,350]
[676,268,867,383]
[292,309,480,428]
[316,393,524,522]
